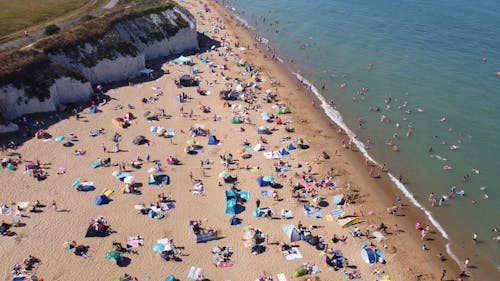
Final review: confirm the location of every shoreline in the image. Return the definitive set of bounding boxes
[211,0,470,278]
[215,0,500,280]
[0,0,486,280]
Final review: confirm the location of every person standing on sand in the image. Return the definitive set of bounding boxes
[52,200,58,212]
[473,232,478,244]
[440,269,446,281]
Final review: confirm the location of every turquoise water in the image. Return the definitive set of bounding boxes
[221,0,500,274]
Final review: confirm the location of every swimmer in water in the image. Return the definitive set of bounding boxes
[443,165,453,170]
[472,168,480,174]
[440,117,446,122]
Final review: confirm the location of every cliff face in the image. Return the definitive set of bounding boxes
[0,78,92,119]
[114,9,198,60]
[0,4,198,125]
[48,8,198,84]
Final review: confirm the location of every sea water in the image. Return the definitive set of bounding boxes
[220,0,500,276]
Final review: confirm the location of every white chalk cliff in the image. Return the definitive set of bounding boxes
[49,8,198,84]
[0,6,198,128]
[0,78,92,119]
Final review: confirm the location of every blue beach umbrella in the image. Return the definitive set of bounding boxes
[55,136,65,142]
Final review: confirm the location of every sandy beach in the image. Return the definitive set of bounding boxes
[0,0,466,280]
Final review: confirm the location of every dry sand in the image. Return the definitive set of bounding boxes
[0,0,464,280]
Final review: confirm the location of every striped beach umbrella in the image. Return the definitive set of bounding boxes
[63,240,77,250]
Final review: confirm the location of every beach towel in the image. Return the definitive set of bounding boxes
[326,214,334,222]
[304,205,323,218]
[372,231,387,242]
[159,202,175,210]
[331,208,345,219]
[186,266,202,279]
[261,190,273,197]
[283,247,303,260]
[91,160,102,168]
[164,128,175,138]
[127,236,144,248]
[193,182,204,195]
[71,177,81,187]
[276,273,288,281]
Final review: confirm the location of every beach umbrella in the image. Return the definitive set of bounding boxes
[262,176,275,182]
[319,251,333,262]
[63,240,77,250]
[237,147,246,155]
[124,176,135,185]
[312,197,324,205]
[24,275,40,281]
[218,171,229,179]
[54,136,65,142]
[164,275,176,281]
[186,139,198,146]
[105,250,121,261]
[153,243,165,252]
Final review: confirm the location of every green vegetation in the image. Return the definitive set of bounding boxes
[80,15,95,22]
[0,0,97,39]
[0,50,87,101]
[44,24,61,36]
[0,0,195,101]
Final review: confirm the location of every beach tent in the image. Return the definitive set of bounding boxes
[279,148,289,156]
[55,136,65,142]
[164,275,177,281]
[297,139,310,149]
[132,135,147,145]
[148,174,170,186]
[207,135,219,145]
[77,182,95,192]
[361,248,377,264]
[256,176,268,187]
[5,163,16,171]
[282,224,302,242]
[292,266,307,278]
[275,107,292,114]
[178,75,196,87]
[95,194,109,205]
[287,143,296,150]
[85,224,110,237]
[257,126,271,134]
[229,216,241,226]
[175,56,192,65]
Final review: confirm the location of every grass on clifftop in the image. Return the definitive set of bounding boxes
[36,0,183,54]
[0,0,192,100]
[0,0,99,40]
